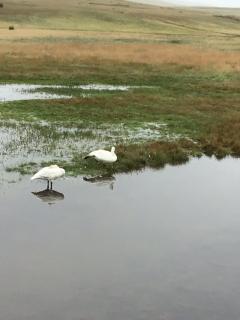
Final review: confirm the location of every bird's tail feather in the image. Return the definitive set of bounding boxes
[31,172,41,180]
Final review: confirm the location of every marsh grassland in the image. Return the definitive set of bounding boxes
[0,0,239,177]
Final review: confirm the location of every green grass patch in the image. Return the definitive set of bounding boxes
[1,67,239,176]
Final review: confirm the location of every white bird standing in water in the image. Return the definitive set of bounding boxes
[30,165,65,190]
[84,146,117,163]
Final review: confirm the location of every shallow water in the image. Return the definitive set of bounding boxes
[0,84,140,102]
[0,156,240,320]
[0,84,70,101]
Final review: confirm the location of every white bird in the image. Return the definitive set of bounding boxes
[84,146,117,163]
[30,165,65,190]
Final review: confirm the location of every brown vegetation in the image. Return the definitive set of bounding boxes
[201,118,240,158]
[214,15,240,22]
[0,42,239,71]
[115,139,194,172]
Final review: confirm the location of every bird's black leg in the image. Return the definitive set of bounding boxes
[47,180,49,190]
[50,181,53,190]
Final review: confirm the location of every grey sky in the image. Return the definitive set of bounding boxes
[129,0,240,7]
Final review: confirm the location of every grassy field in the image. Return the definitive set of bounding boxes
[0,0,239,177]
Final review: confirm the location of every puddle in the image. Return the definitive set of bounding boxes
[0,84,144,102]
[0,84,70,101]
[71,84,136,91]
[0,156,240,319]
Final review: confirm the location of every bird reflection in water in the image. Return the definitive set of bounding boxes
[32,188,64,205]
[83,174,116,190]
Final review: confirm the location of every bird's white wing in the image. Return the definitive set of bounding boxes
[47,167,65,180]
[86,149,116,162]
[95,150,114,161]
[31,166,65,180]
[89,149,105,157]
[31,167,50,180]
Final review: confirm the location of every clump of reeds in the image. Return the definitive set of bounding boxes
[200,117,240,158]
[38,139,195,177]
[114,139,194,173]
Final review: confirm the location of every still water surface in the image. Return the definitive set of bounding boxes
[0,156,240,320]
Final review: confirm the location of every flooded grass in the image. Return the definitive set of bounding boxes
[2,119,187,176]
[0,83,147,102]
[0,66,239,178]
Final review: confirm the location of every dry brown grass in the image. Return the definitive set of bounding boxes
[200,117,240,158]
[0,28,152,40]
[1,0,239,53]
[0,42,239,71]
[112,139,193,172]
[0,28,178,43]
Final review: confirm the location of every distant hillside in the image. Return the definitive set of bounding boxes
[128,0,173,6]
[128,0,176,6]
[128,0,240,8]
[0,0,239,50]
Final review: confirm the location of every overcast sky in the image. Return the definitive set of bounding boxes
[130,0,240,7]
